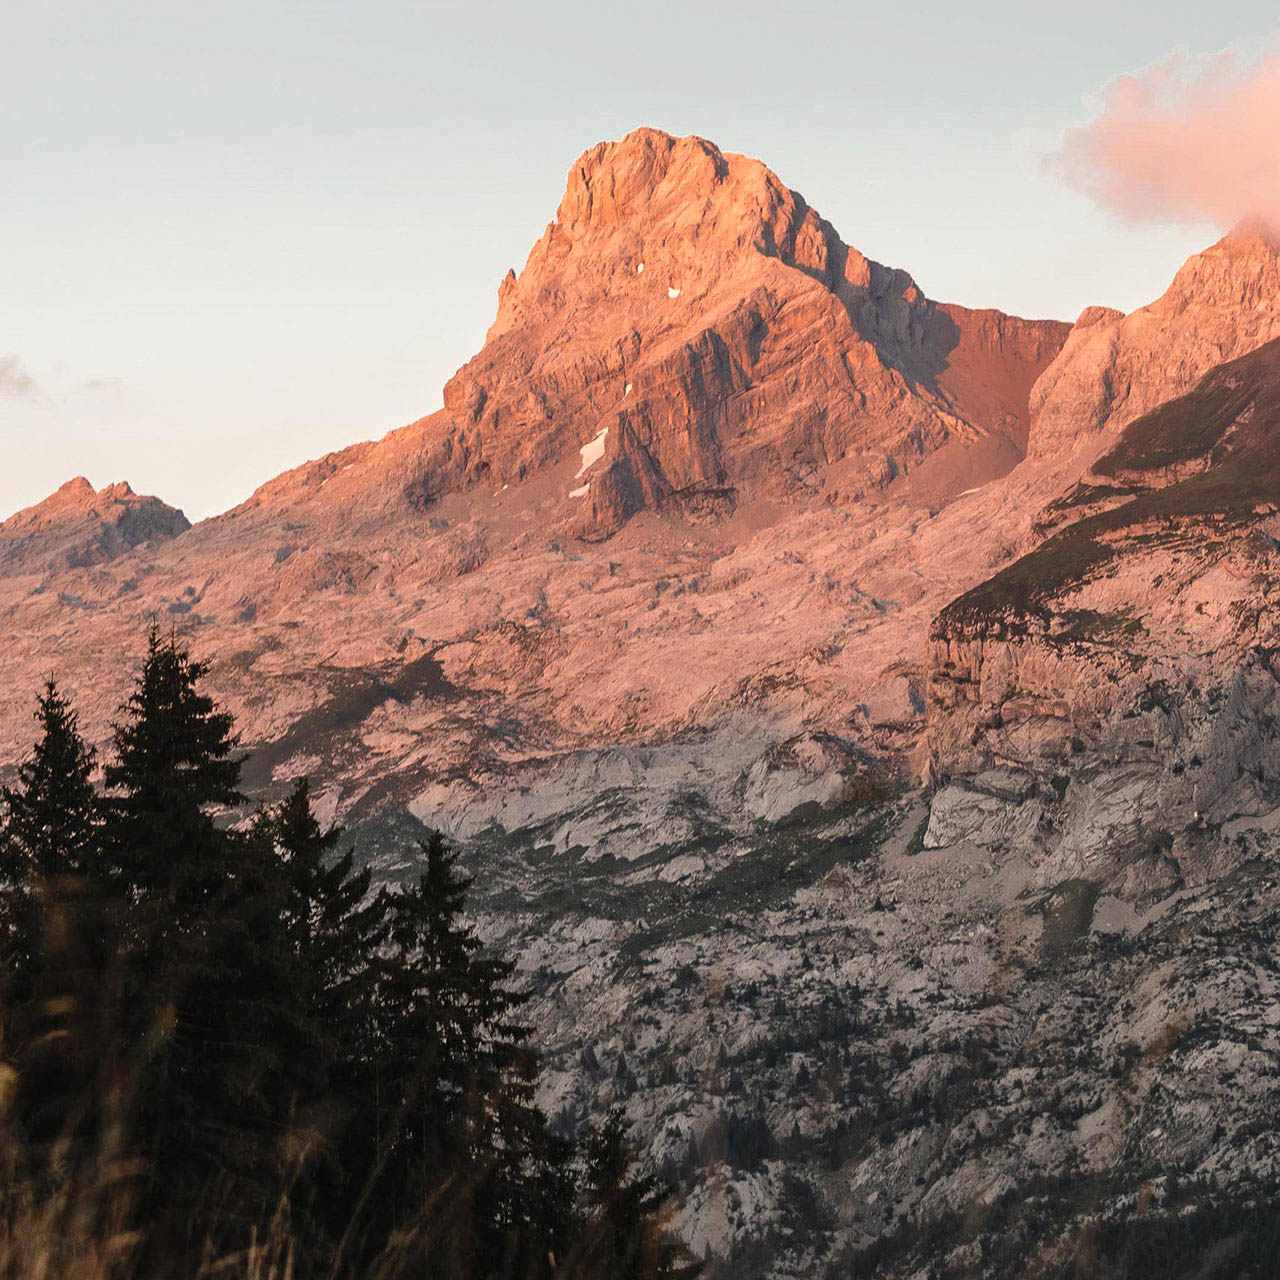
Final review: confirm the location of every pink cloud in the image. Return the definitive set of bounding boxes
[1054,48,1280,234]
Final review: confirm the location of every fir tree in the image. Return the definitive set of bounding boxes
[268,778,387,1052]
[365,830,552,1275]
[575,1109,698,1280]
[103,629,299,1260]
[104,626,243,915]
[1,678,100,884]
[0,679,110,1155]
[0,635,695,1276]
[261,778,389,1243]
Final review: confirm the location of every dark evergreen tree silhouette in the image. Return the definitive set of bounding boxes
[102,628,303,1258]
[0,678,102,997]
[2,678,101,883]
[260,777,389,1247]
[0,635,692,1278]
[104,626,243,914]
[268,777,387,1061]
[364,830,559,1276]
[574,1108,698,1280]
[0,678,110,1158]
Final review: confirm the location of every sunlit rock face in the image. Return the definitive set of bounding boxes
[235,128,1068,540]
[0,126,1069,830]
[931,337,1280,848]
[1028,226,1280,459]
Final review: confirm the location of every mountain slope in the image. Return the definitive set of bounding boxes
[929,337,1280,892]
[0,127,1070,827]
[7,132,1280,1279]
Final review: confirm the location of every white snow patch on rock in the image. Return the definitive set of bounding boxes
[575,427,608,478]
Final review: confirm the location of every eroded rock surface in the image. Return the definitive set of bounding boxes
[1028,227,1280,458]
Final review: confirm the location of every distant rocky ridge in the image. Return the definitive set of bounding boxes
[0,477,189,578]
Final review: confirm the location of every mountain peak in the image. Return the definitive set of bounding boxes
[248,130,1064,540]
[555,128,732,231]
[1161,223,1280,307]
[401,130,1068,536]
[0,478,189,577]
[489,126,841,344]
[49,476,97,505]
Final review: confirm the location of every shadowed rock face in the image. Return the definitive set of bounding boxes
[0,477,189,577]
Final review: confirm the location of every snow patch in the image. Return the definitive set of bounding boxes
[624,383,633,396]
[575,427,608,478]
[569,484,589,499]
[636,261,644,274]
[668,286,681,299]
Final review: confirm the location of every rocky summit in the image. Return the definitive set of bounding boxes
[0,477,190,578]
[7,128,1280,1276]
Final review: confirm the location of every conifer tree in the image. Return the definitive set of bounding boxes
[268,778,387,1051]
[104,627,242,915]
[366,830,553,1274]
[0,679,109,1154]
[575,1109,698,1280]
[1,678,100,884]
[261,778,389,1240]
[0,636,694,1276]
[103,629,300,1259]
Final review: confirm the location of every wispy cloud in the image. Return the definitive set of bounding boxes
[1052,46,1280,234]
[0,356,42,401]
[77,376,129,404]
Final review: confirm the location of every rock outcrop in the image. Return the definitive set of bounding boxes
[0,477,189,577]
[7,132,1280,1279]
[1028,226,1280,458]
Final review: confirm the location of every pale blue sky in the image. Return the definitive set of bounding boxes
[2,1,1276,520]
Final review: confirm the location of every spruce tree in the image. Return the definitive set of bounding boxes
[262,778,389,1242]
[365,830,555,1275]
[268,778,387,1052]
[575,1109,698,1280]
[0,679,109,1157]
[104,627,242,914]
[0,636,693,1276]
[0,678,100,996]
[103,629,300,1260]
[1,678,100,883]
